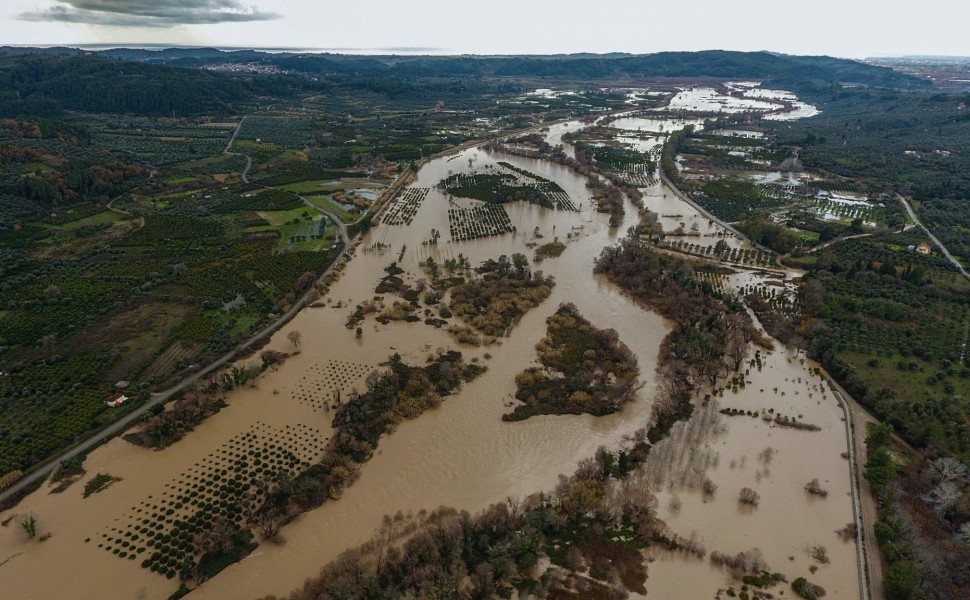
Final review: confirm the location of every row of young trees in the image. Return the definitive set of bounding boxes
[484,136,642,227]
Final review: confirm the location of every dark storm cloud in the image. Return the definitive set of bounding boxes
[20,0,280,26]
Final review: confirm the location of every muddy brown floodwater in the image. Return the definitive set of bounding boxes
[0,87,858,600]
[646,347,861,598]
[0,142,670,600]
[189,146,671,600]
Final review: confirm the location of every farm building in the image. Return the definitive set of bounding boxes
[104,393,129,408]
[916,242,932,255]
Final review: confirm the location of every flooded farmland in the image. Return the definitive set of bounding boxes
[647,347,860,598]
[0,84,860,600]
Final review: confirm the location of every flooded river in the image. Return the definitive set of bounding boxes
[0,140,670,600]
[0,85,856,600]
[189,141,672,600]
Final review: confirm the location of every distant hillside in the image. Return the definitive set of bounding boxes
[393,51,927,89]
[0,53,305,117]
[1,48,929,96]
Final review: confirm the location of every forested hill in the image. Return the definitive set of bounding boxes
[395,51,927,90]
[0,54,307,117]
[97,48,928,89]
[2,48,927,99]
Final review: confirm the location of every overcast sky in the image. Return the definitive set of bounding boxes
[1,0,968,58]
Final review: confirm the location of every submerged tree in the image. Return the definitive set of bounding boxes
[739,487,760,506]
[20,514,37,539]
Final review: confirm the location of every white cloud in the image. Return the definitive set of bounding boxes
[19,0,279,27]
[2,0,969,58]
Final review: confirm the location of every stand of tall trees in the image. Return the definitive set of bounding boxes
[594,231,760,441]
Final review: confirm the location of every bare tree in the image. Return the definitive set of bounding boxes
[837,522,858,542]
[739,487,760,506]
[739,548,766,572]
[805,479,829,498]
[287,330,302,349]
[641,400,723,490]
[808,544,830,564]
[710,547,766,572]
[470,562,496,597]
[723,312,751,373]
[258,514,284,544]
[193,516,235,556]
[932,457,967,481]
[365,370,381,389]
[925,480,961,517]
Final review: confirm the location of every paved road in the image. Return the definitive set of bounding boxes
[897,195,970,282]
[807,232,874,254]
[658,167,773,255]
[241,155,253,184]
[225,116,247,154]
[658,139,880,598]
[226,116,253,185]
[824,375,881,600]
[0,111,827,515]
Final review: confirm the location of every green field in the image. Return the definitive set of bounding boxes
[307,196,358,224]
[844,352,970,406]
[277,179,343,194]
[250,207,337,251]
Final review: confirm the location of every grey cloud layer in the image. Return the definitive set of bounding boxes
[20,0,280,26]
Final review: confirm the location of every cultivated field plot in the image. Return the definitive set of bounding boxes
[382,187,430,226]
[289,360,375,412]
[587,144,655,172]
[448,204,514,241]
[235,115,315,150]
[96,422,326,578]
[560,128,658,189]
[810,194,883,224]
[658,239,775,267]
[250,207,335,253]
[166,153,249,177]
[614,164,656,186]
[440,164,576,211]
[693,270,727,295]
[89,120,232,166]
[695,179,792,223]
[497,162,577,210]
[534,180,575,210]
